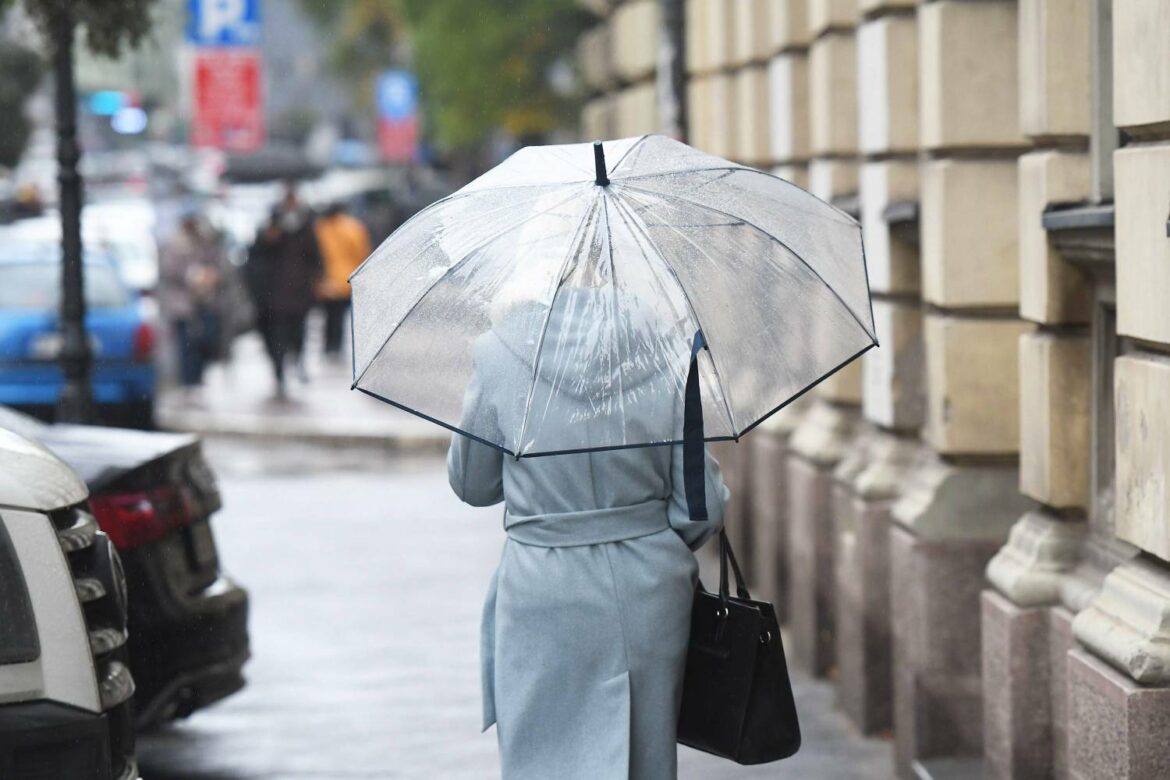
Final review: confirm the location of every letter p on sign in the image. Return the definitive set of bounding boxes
[188,0,260,47]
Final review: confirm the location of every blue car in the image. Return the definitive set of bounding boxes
[0,245,156,427]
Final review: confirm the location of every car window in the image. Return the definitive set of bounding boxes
[0,262,129,310]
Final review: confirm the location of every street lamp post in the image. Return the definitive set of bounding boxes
[51,1,92,424]
[657,0,687,143]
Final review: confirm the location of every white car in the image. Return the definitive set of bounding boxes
[0,428,138,779]
[0,202,159,293]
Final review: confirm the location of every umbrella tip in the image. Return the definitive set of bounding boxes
[593,141,609,187]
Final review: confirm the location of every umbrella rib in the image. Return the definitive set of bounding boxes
[352,189,587,388]
[608,133,651,176]
[617,182,875,342]
[349,184,574,282]
[513,195,601,455]
[601,194,628,444]
[610,193,740,438]
[613,166,858,226]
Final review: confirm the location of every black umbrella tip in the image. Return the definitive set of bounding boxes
[593,141,609,187]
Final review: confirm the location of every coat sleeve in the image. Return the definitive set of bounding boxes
[666,443,729,551]
[446,347,505,508]
[447,435,505,507]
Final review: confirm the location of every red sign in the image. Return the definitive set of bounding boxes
[192,50,264,152]
[378,117,419,163]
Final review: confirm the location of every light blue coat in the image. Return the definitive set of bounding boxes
[448,295,729,780]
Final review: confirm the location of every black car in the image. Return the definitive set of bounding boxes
[0,407,250,728]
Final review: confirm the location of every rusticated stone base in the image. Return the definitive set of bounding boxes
[749,430,790,618]
[890,525,1002,778]
[1067,648,1170,780]
[981,590,1052,780]
[835,494,894,734]
[1050,607,1076,780]
[788,454,836,677]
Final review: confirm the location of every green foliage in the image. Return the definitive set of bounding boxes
[4,0,159,58]
[0,40,41,167]
[406,0,591,150]
[300,0,591,153]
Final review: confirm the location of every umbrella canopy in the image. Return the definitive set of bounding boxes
[350,134,876,457]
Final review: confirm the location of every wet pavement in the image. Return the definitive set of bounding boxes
[156,319,446,452]
[137,439,892,779]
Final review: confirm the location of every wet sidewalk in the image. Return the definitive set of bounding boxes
[139,442,893,780]
[157,321,448,453]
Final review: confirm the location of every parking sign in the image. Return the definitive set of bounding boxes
[187,0,261,47]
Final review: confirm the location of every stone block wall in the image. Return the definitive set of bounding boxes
[577,1,1170,777]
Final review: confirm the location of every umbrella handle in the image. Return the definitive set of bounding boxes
[593,141,609,187]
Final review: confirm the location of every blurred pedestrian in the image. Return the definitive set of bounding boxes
[244,198,323,400]
[314,202,371,362]
[244,215,283,397]
[158,211,224,402]
[271,180,323,382]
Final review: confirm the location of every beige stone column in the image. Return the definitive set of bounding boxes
[891,1,1033,776]
[979,2,1095,778]
[767,0,813,185]
[730,1,818,620]
[709,0,783,572]
[787,398,861,675]
[777,0,864,680]
[1060,4,1170,774]
[578,0,662,138]
[578,4,616,139]
[748,402,809,620]
[831,0,923,737]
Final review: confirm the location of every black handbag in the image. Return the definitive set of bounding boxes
[675,331,801,764]
[677,530,801,763]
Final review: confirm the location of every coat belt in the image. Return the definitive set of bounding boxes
[504,498,670,548]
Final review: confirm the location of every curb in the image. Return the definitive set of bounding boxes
[156,409,450,455]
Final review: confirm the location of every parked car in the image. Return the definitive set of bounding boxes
[0,427,138,779]
[0,406,250,729]
[0,201,159,293]
[0,243,157,427]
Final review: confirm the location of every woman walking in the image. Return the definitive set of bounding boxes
[447,283,729,780]
[351,135,876,779]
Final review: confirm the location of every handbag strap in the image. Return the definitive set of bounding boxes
[719,529,750,601]
[683,330,709,525]
[684,330,751,606]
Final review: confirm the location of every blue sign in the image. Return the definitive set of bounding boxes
[376,71,419,122]
[89,91,126,116]
[187,0,261,46]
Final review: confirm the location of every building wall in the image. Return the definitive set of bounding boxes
[579,0,1170,776]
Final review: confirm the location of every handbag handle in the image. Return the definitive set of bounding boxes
[718,529,751,603]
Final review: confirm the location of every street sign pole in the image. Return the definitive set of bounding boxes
[52,2,92,424]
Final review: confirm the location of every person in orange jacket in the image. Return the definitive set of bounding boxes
[314,202,372,361]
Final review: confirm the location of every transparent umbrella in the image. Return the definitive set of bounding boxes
[350,134,877,457]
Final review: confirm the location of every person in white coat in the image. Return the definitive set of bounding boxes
[448,285,729,780]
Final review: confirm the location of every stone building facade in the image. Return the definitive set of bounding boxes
[578,1,1170,778]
